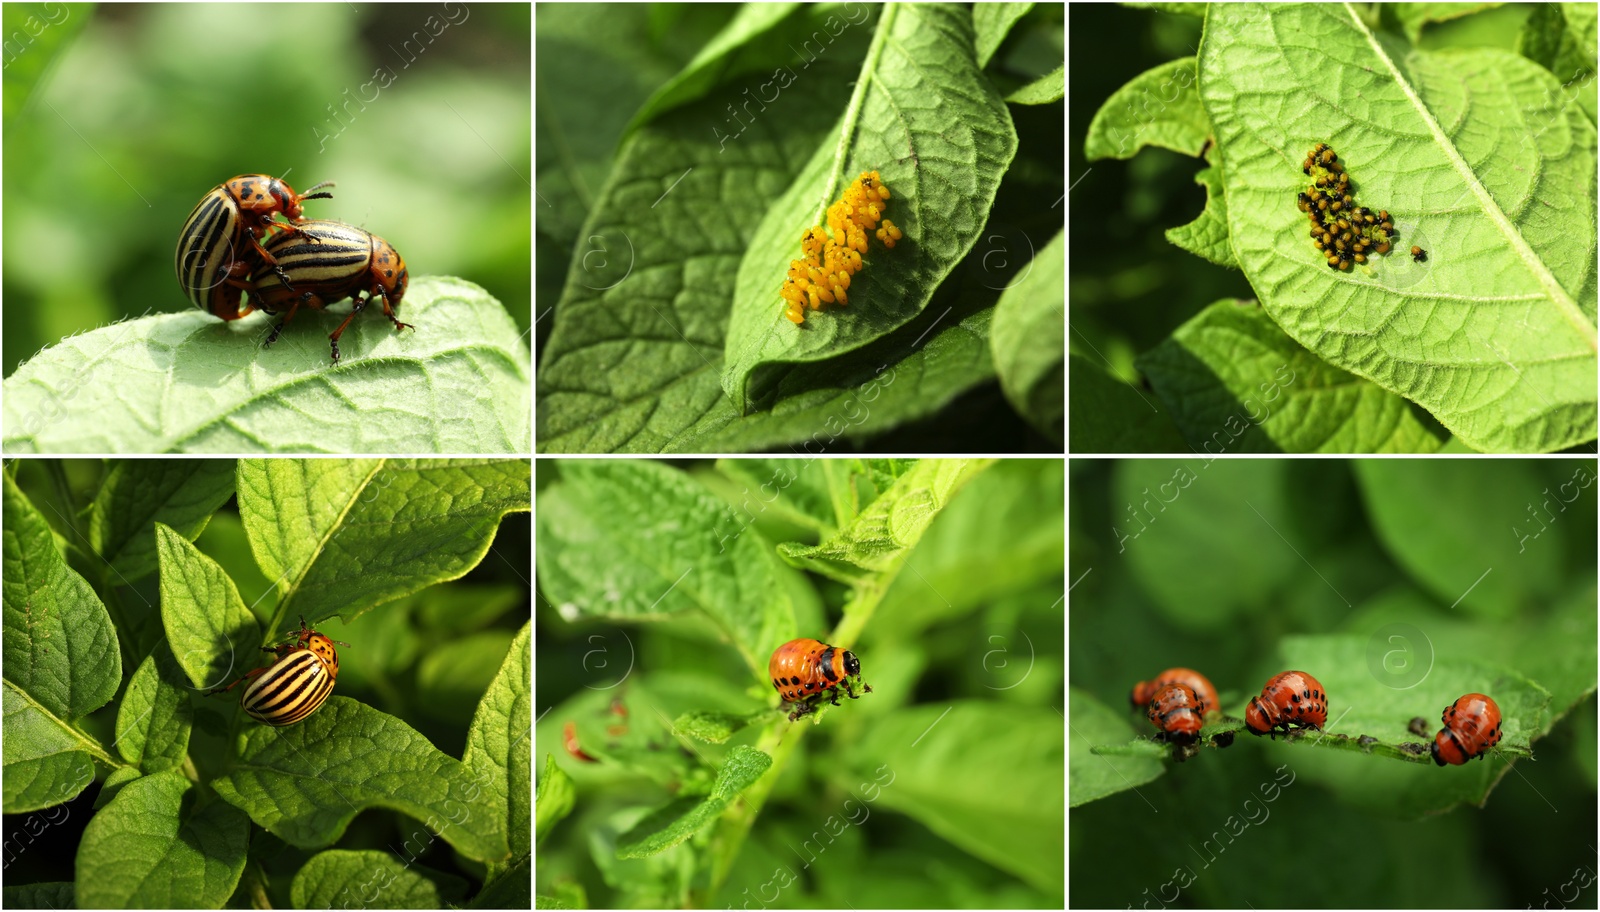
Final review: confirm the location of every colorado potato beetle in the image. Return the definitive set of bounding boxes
[768,638,872,721]
[1146,683,1206,745]
[1129,667,1219,713]
[208,616,349,726]
[1244,670,1328,737]
[175,174,335,318]
[1431,693,1502,766]
[249,219,414,363]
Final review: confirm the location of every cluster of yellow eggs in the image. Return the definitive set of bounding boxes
[781,170,902,325]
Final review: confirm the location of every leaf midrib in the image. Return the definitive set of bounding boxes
[1352,5,1596,350]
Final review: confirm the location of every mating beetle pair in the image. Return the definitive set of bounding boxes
[174,174,412,363]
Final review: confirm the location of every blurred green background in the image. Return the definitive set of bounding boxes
[2,2,530,376]
[1070,458,1598,908]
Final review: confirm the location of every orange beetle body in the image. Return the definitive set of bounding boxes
[207,616,349,726]
[175,174,335,319]
[249,219,413,363]
[1432,693,1502,766]
[768,638,872,721]
[1146,683,1206,744]
[1130,667,1219,713]
[1244,670,1328,737]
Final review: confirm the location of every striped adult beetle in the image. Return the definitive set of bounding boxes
[174,174,335,318]
[249,219,414,363]
[208,616,349,726]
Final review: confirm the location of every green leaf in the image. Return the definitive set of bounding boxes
[777,459,994,584]
[1067,354,1189,453]
[615,745,772,858]
[1265,636,1544,813]
[291,850,469,909]
[462,622,532,860]
[661,305,997,453]
[1517,3,1597,122]
[2,471,121,719]
[155,522,258,692]
[1199,5,1597,452]
[1394,2,1500,45]
[845,702,1063,894]
[536,460,806,674]
[2,277,530,454]
[1164,160,1238,267]
[2,681,99,814]
[535,15,870,452]
[710,458,849,535]
[720,5,1018,410]
[1353,460,1565,618]
[974,2,1035,68]
[115,643,193,773]
[620,3,802,137]
[672,710,757,744]
[88,459,235,583]
[535,754,575,847]
[1507,580,1599,718]
[1122,2,1208,16]
[74,770,250,909]
[875,460,1063,637]
[1,883,74,909]
[1137,300,1450,452]
[1083,57,1207,161]
[210,699,507,859]
[414,582,526,633]
[236,459,531,625]
[1006,63,1065,105]
[534,11,1010,453]
[991,230,1064,440]
[474,854,533,910]
[1069,688,1163,805]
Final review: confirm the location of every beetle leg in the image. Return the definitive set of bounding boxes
[206,664,269,696]
[327,294,370,364]
[209,279,254,321]
[374,288,415,333]
[263,298,306,349]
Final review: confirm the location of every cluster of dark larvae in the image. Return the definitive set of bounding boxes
[1297,144,1423,270]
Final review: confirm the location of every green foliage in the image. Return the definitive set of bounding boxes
[991,231,1065,441]
[536,458,1064,908]
[1163,158,1236,267]
[1067,355,1189,452]
[716,4,1016,407]
[1082,57,1207,160]
[536,3,1063,452]
[291,849,470,909]
[1,459,532,906]
[1136,300,1449,452]
[3,278,530,454]
[1075,3,1598,453]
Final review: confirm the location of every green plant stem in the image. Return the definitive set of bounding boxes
[701,551,907,905]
